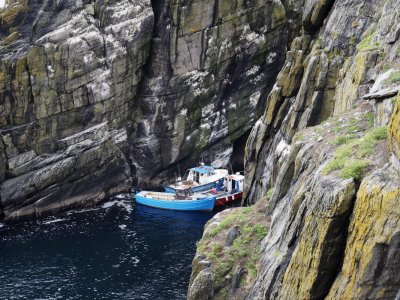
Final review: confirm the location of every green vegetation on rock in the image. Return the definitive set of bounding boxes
[208,207,252,237]
[330,134,356,145]
[323,126,387,180]
[357,32,382,52]
[265,188,274,201]
[365,112,375,127]
[194,202,269,298]
[384,71,400,85]
[340,160,369,179]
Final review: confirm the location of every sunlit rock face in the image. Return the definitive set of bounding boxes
[244,0,400,204]
[238,0,400,298]
[1,0,153,153]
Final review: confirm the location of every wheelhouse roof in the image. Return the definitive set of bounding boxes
[190,165,215,174]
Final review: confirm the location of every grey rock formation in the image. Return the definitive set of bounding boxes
[0,0,303,220]
[225,226,240,247]
[189,0,400,299]
[1,123,132,221]
[0,0,153,221]
[229,266,246,297]
[244,0,400,204]
[239,0,400,298]
[129,0,298,182]
[363,84,400,100]
[187,270,215,300]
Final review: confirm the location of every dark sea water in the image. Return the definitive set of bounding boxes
[0,194,214,300]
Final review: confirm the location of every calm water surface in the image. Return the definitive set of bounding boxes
[0,194,214,299]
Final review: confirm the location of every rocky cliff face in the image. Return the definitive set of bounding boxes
[1,0,400,296]
[244,0,400,203]
[0,0,301,221]
[0,0,153,221]
[130,0,303,181]
[189,0,400,299]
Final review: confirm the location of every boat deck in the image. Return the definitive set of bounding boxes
[141,192,176,200]
[139,191,208,201]
[168,180,199,190]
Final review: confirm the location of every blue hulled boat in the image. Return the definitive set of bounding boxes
[135,189,216,212]
[164,164,228,193]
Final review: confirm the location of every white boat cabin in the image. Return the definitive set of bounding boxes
[183,164,228,185]
[225,173,244,193]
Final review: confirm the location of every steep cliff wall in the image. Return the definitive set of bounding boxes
[0,0,303,221]
[130,0,303,181]
[244,0,400,203]
[243,1,400,295]
[189,0,400,299]
[0,0,153,221]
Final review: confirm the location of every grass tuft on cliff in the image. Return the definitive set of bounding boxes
[322,126,387,180]
[208,207,252,237]
[357,31,382,52]
[384,71,400,85]
[195,201,270,297]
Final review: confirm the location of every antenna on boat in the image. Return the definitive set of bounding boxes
[177,163,181,181]
[230,163,234,175]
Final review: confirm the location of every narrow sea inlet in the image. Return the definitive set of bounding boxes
[0,195,214,299]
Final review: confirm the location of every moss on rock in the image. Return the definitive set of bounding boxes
[188,201,270,299]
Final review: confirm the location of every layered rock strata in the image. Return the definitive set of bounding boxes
[244,0,400,204]
[0,0,302,220]
[189,102,398,299]
[189,0,400,298]
[130,0,301,181]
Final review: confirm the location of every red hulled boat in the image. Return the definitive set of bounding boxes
[213,173,244,207]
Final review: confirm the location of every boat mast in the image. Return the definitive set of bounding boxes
[177,163,181,180]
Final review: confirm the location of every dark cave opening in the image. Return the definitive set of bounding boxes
[160,128,252,183]
[230,129,251,173]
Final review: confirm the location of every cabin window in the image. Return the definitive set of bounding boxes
[232,180,240,192]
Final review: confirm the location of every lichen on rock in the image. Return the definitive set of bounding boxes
[0,0,153,220]
[327,164,400,299]
[388,93,400,165]
[236,0,400,298]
